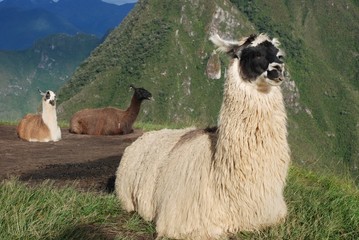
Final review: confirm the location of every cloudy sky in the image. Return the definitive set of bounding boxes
[0,0,138,6]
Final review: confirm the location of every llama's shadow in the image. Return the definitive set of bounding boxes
[105,175,116,193]
[19,155,122,193]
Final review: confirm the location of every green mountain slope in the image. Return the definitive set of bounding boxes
[0,33,100,120]
[229,0,359,180]
[57,0,359,182]
[57,0,254,124]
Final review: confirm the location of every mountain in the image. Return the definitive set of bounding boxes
[0,33,100,120]
[228,1,359,178]
[0,0,135,50]
[57,0,358,182]
[57,0,255,122]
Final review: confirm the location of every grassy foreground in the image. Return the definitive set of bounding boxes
[1,166,358,240]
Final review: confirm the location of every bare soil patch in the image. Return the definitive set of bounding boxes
[0,125,142,192]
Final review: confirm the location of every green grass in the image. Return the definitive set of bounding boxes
[0,180,118,240]
[0,121,16,126]
[1,166,358,240]
[58,120,69,129]
[0,179,155,240]
[238,166,359,239]
[134,121,200,132]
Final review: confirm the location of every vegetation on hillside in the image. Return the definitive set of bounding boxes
[230,0,359,182]
[57,0,255,126]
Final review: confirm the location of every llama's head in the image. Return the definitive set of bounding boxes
[210,33,286,89]
[129,84,153,101]
[38,89,56,106]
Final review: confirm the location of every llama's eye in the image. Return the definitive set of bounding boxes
[278,55,284,61]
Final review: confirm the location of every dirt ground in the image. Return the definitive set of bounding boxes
[0,125,143,192]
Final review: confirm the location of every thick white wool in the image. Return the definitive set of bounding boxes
[116,58,290,239]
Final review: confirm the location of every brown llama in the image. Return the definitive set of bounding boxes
[69,85,152,135]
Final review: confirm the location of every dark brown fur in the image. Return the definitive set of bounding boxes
[69,86,152,135]
[70,107,134,135]
[172,126,218,153]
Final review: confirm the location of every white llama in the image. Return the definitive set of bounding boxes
[115,33,290,239]
[17,89,61,142]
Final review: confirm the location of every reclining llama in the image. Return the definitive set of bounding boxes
[17,89,62,142]
[115,33,291,239]
[69,85,152,135]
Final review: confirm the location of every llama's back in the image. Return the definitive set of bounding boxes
[70,109,94,134]
[70,108,123,135]
[17,114,51,142]
[116,128,192,219]
[115,127,220,239]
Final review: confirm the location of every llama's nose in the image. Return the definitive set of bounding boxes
[273,64,283,73]
[267,69,281,81]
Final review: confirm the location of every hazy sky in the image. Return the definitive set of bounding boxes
[0,0,138,6]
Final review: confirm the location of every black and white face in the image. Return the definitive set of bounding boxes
[239,35,285,86]
[41,90,56,106]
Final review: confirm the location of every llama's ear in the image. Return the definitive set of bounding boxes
[209,34,241,53]
[38,88,46,96]
[209,34,244,58]
[129,84,136,90]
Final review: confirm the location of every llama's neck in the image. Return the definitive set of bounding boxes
[124,95,142,125]
[42,102,58,132]
[212,58,288,176]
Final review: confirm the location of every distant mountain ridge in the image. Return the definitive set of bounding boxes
[0,33,100,120]
[0,0,135,50]
[0,0,135,120]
